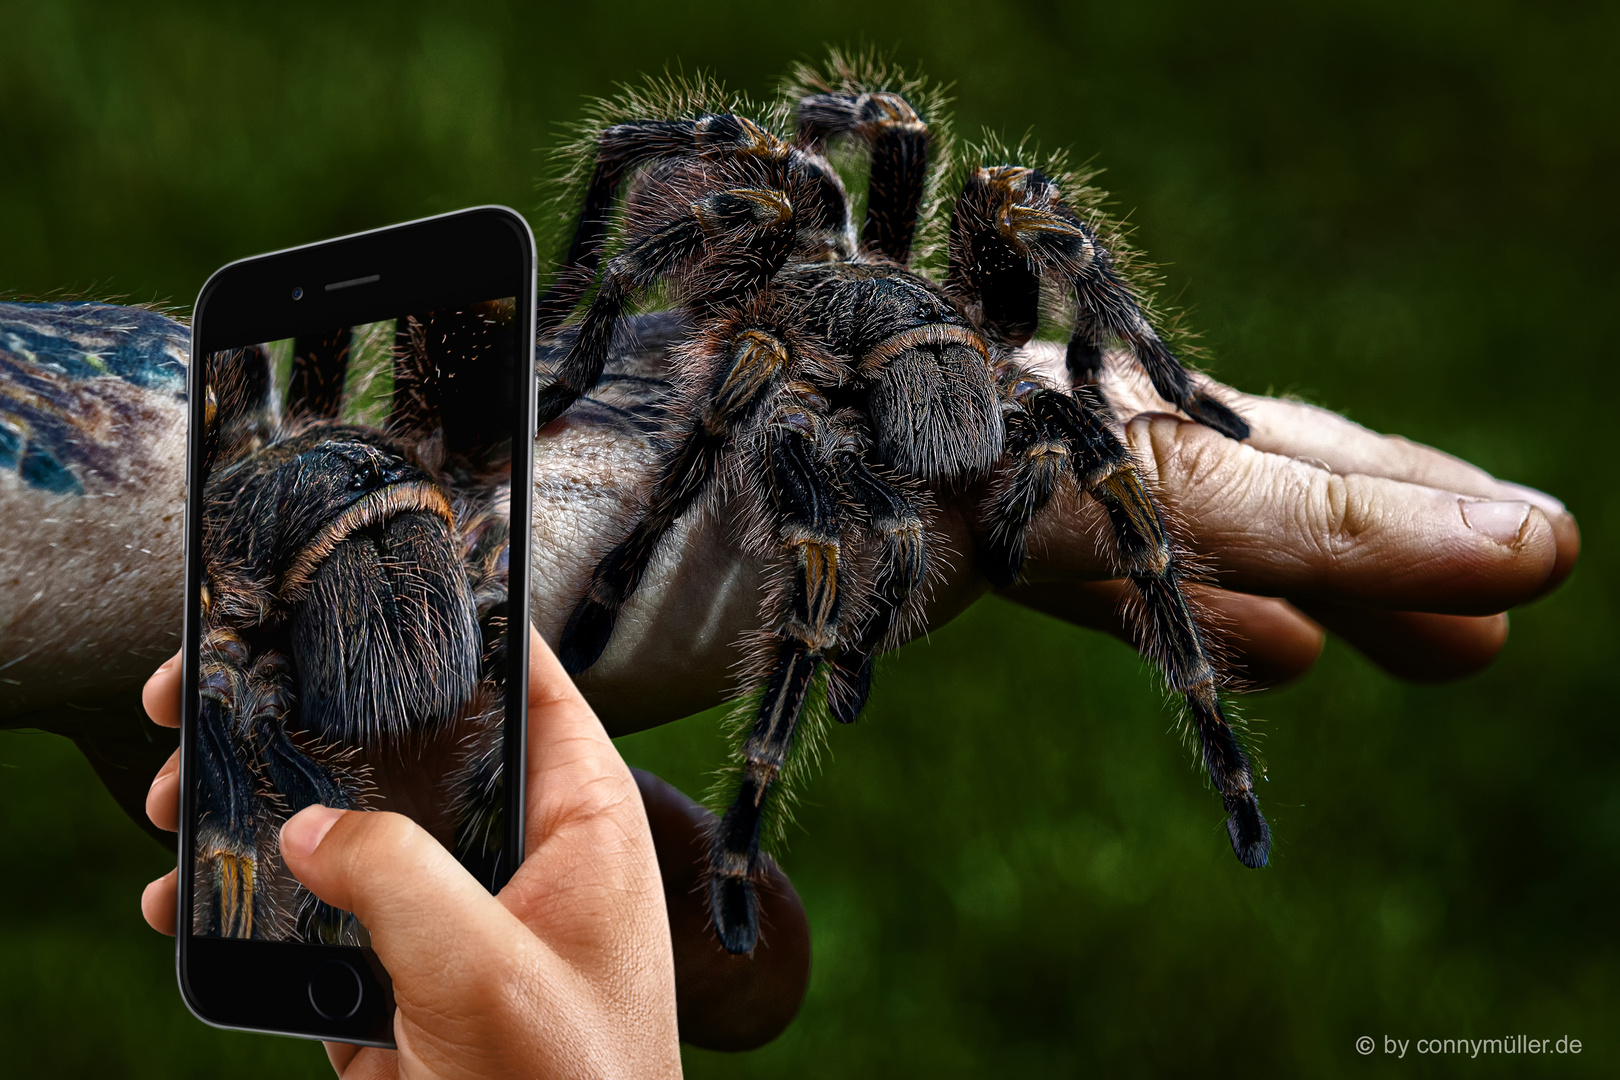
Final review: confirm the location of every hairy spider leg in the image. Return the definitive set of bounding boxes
[194,630,265,939]
[711,401,846,954]
[536,187,797,429]
[824,447,926,724]
[286,327,352,423]
[447,698,508,893]
[200,344,273,476]
[193,352,277,939]
[237,651,366,944]
[539,114,849,331]
[947,161,1269,864]
[393,303,520,466]
[978,368,1074,588]
[795,90,931,263]
[539,119,695,330]
[558,327,794,673]
[949,165,1249,440]
[1033,383,1270,868]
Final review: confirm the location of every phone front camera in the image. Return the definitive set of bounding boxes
[291,287,305,301]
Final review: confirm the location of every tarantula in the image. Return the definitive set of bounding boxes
[537,59,1269,955]
[193,303,515,943]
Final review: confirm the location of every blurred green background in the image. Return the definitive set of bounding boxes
[1,0,1614,1075]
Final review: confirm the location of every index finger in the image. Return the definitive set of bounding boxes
[1023,415,1560,615]
[522,624,641,853]
[1234,391,1579,594]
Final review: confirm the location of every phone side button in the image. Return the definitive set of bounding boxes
[308,959,364,1021]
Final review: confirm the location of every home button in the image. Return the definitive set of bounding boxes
[308,960,363,1021]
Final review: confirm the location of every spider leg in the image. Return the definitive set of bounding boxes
[192,628,266,939]
[200,344,273,474]
[540,114,848,329]
[1004,380,1270,868]
[796,90,930,263]
[536,187,797,429]
[392,302,519,466]
[711,398,845,955]
[446,697,507,891]
[539,119,697,330]
[948,165,1249,439]
[286,328,351,423]
[978,371,1073,589]
[238,650,367,944]
[559,326,793,673]
[825,446,925,724]
[449,510,513,890]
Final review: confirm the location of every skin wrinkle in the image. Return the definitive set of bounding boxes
[5,322,1572,740]
[90,298,1568,1063]
[1094,411,1558,613]
[20,304,1583,1006]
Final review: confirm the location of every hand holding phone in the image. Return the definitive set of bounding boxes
[145,627,683,1075]
[180,208,536,1043]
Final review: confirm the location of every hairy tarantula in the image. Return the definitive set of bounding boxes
[194,304,515,943]
[536,59,1268,955]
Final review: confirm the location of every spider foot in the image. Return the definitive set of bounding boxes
[195,630,269,938]
[709,769,780,957]
[709,867,760,956]
[195,833,258,938]
[827,650,876,725]
[1183,390,1250,442]
[1224,790,1271,869]
[558,590,618,674]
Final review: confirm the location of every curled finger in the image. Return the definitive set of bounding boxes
[142,651,182,729]
[141,869,177,936]
[1296,601,1510,683]
[145,748,180,833]
[1001,579,1325,690]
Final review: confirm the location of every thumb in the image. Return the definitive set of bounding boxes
[280,806,529,994]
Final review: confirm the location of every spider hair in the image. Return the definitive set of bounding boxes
[538,51,1270,954]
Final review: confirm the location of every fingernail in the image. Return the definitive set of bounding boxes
[1497,481,1566,519]
[1460,499,1531,546]
[280,805,343,860]
[158,654,179,673]
[147,768,173,796]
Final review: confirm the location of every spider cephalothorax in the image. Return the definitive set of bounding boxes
[536,55,1268,955]
[192,306,514,943]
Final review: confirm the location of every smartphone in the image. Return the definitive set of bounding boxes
[178,207,536,1045]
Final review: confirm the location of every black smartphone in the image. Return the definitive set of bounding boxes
[178,207,536,1045]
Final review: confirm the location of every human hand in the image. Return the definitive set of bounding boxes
[544,339,1579,730]
[1,303,1575,730]
[140,630,811,1057]
[999,347,1579,688]
[142,626,684,1077]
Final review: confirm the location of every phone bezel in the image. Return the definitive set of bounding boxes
[178,206,537,1046]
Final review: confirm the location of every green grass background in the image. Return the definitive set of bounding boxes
[1,0,1615,1075]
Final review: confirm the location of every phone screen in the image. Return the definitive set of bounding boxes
[191,297,520,946]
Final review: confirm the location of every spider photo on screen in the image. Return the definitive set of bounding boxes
[535,55,1267,956]
[193,303,516,944]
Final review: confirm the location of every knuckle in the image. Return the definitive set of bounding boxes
[343,810,420,866]
[1130,414,1259,512]
[1299,472,1387,566]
